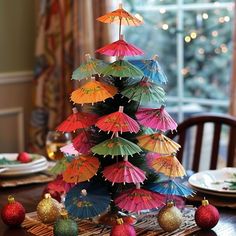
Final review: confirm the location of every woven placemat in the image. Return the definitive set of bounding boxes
[22,208,200,236]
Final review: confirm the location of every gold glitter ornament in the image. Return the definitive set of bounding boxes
[157,201,182,232]
[37,193,61,223]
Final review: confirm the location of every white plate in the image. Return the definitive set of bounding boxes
[189,168,236,194]
[0,153,47,169]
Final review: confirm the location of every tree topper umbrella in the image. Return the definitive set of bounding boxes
[114,184,165,213]
[121,80,166,105]
[151,154,186,178]
[137,132,181,154]
[56,107,98,132]
[103,156,146,185]
[63,155,100,183]
[136,105,177,132]
[130,55,168,84]
[101,59,144,78]
[91,136,142,158]
[96,106,140,134]
[71,79,117,105]
[96,35,144,57]
[72,54,107,81]
[65,182,111,219]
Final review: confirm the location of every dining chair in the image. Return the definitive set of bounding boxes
[167,113,236,172]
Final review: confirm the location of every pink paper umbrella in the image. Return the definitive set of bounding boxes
[56,107,98,132]
[96,106,140,134]
[136,105,177,132]
[72,130,94,154]
[103,156,146,185]
[60,143,79,156]
[115,184,165,213]
[96,35,144,57]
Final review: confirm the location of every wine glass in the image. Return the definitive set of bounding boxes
[45,131,72,161]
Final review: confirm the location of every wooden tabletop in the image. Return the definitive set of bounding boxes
[0,184,235,236]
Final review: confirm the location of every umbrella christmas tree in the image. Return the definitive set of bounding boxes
[54,3,194,226]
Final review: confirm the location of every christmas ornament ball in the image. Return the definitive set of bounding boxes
[195,199,219,229]
[110,218,136,236]
[1,195,25,227]
[157,201,183,232]
[37,193,61,223]
[53,209,78,236]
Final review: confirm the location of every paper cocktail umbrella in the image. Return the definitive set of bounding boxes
[96,106,140,134]
[72,130,93,154]
[65,182,111,219]
[151,155,186,178]
[97,3,143,26]
[147,179,195,197]
[137,133,181,154]
[91,136,142,157]
[130,55,168,84]
[96,35,144,57]
[121,80,165,104]
[72,54,107,81]
[103,156,146,185]
[71,79,117,105]
[49,158,68,175]
[56,107,98,132]
[60,143,79,156]
[101,60,144,78]
[63,155,100,183]
[146,152,161,168]
[114,184,165,213]
[136,105,177,132]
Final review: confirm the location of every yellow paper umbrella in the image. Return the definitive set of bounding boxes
[151,154,186,178]
[71,80,117,105]
[137,133,181,154]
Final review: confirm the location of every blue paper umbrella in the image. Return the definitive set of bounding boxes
[129,55,168,84]
[146,179,195,197]
[65,182,111,219]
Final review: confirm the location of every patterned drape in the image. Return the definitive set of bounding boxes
[29,0,109,154]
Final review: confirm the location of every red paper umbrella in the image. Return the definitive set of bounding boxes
[56,107,98,132]
[115,184,165,213]
[96,106,140,134]
[63,155,100,183]
[72,130,94,155]
[103,156,146,185]
[136,105,177,132]
[96,35,144,57]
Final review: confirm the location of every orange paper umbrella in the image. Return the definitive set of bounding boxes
[151,154,186,178]
[71,79,117,105]
[137,133,181,154]
[96,106,140,134]
[97,4,143,26]
[56,107,98,132]
[96,35,144,57]
[63,155,100,183]
[103,156,146,185]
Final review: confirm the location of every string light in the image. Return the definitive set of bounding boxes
[215,48,221,54]
[190,31,197,39]
[224,16,230,22]
[185,36,191,43]
[181,68,189,75]
[202,13,208,19]
[220,44,228,53]
[218,17,225,23]
[162,24,169,30]
[198,48,205,55]
[159,8,166,14]
[211,39,217,45]
[212,31,218,37]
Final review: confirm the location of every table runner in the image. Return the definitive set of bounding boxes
[22,207,200,236]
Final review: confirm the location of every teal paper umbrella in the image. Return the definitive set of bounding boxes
[121,80,166,104]
[91,137,142,157]
[101,60,144,78]
[72,54,107,81]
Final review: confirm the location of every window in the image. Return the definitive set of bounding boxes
[123,0,234,122]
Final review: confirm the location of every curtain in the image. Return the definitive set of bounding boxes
[29,0,109,154]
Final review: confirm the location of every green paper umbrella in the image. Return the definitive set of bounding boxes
[72,54,107,81]
[101,60,144,78]
[49,158,68,175]
[91,137,142,157]
[121,80,166,104]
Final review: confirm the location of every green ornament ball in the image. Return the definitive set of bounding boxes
[53,210,78,236]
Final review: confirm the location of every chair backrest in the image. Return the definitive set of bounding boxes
[167,113,236,172]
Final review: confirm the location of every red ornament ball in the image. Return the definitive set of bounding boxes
[195,199,219,230]
[110,218,136,236]
[1,195,25,227]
